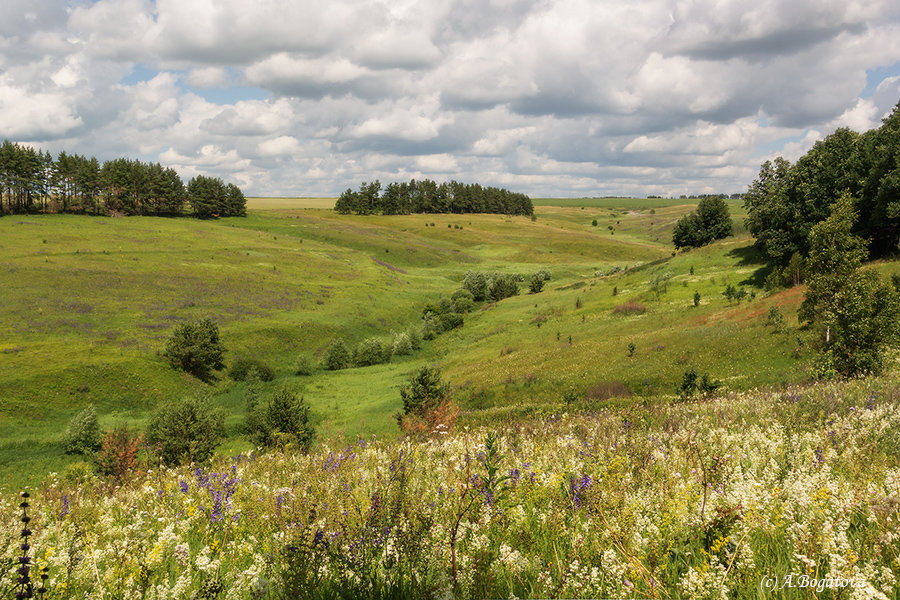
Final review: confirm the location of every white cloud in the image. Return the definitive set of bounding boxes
[258,136,301,157]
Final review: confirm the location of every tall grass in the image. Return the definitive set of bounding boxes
[3,378,899,599]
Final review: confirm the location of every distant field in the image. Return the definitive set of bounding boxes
[0,199,823,488]
[246,196,336,209]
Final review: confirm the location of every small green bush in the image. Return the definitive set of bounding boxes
[452,295,475,313]
[354,338,392,367]
[462,271,489,301]
[765,307,787,331]
[528,273,545,294]
[392,332,413,356]
[163,318,226,381]
[422,314,441,340]
[294,354,317,376]
[147,395,225,466]
[677,367,721,401]
[248,387,314,451]
[451,288,474,303]
[407,326,423,350]
[398,366,450,420]
[489,273,519,301]
[64,404,103,455]
[323,339,351,370]
[229,357,275,382]
[438,312,464,331]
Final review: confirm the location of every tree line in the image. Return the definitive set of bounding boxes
[0,140,246,218]
[744,100,900,267]
[334,179,533,216]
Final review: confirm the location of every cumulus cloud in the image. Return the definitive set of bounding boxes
[2,0,899,197]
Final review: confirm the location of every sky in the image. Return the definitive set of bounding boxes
[2,0,900,198]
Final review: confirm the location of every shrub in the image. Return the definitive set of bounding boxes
[294,354,317,376]
[392,332,413,356]
[677,367,721,401]
[452,295,475,313]
[354,337,392,367]
[451,288,474,303]
[462,271,489,301]
[407,326,423,350]
[693,291,701,307]
[248,387,314,451]
[323,339,351,370]
[95,423,142,483]
[397,366,451,424]
[146,395,225,466]
[528,272,546,293]
[229,357,275,382]
[438,312,464,331]
[489,273,518,301]
[163,318,226,381]
[421,314,441,340]
[64,405,102,455]
[765,307,787,331]
[613,301,647,315]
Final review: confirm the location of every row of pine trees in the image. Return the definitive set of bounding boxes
[0,140,246,218]
[335,179,533,216]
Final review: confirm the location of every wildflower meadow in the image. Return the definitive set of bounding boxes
[3,378,900,599]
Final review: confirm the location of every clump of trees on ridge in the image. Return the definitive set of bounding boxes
[0,140,246,218]
[744,101,900,267]
[672,196,732,249]
[335,179,533,215]
[743,100,900,378]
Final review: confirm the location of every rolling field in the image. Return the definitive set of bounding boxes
[0,199,829,488]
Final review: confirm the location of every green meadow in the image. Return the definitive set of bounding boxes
[0,199,824,488]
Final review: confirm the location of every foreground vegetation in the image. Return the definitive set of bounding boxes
[3,377,899,599]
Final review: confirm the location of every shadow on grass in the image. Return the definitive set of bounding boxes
[727,244,773,288]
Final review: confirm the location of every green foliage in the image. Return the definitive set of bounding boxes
[528,269,551,294]
[722,284,747,303]
[677,367,720,401]
[626,342,636,357]
[451,294,475,313]
[353,338,392,367]
[294,354,317,376]
[693,291,700,307]
[799,194,869,326]
[323,339,351,371]
[746,104,900,265]
[391,332,413,356]
[163,318,226,381]
[438,312,464,331]
[248,387,314,451]
[672,196,732,249]
[462,271,489,301]
[147,395,225,466]
[488,273,519,301]
[398,366,450,420]
[63,405,102,455]
[229,357,275,382]
[827,270,900,377]
[187,174,245,218]
[332,178,533,216]
[649,271,673,298]
[765,307,787,332]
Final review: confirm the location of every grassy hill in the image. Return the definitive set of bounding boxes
[0,198,835,488]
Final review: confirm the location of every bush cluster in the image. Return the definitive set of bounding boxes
[229,357,275,382]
